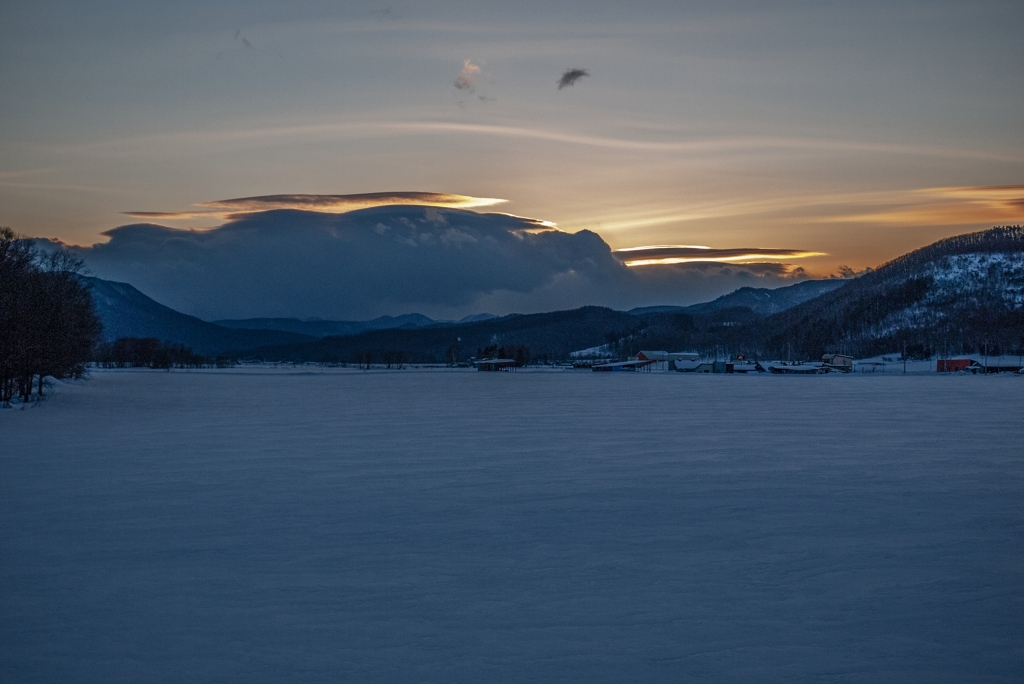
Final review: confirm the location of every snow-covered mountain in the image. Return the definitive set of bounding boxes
[753,226,1024,357]
[868,251,1024,337]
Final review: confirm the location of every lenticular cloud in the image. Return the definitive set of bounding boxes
[71,206,811,321]
[124,192,506,220]
[74,207,625,320]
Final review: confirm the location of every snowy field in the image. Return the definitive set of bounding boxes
[2,368,1023,683]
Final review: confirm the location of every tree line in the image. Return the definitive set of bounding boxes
[93,337,221,369]
[476,344,531,366]
[0,228,101,404]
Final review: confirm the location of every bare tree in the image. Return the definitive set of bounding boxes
[0,228,101,404]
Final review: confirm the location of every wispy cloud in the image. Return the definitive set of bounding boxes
[557,68,589,89]
[454,60,481,92]
[589,184,1024,237]
[123,192,506,221]
[816,185,1024,227]
[63,120,1023,165]
[613,245,824,267]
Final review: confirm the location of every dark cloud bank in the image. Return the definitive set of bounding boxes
[71,207,809,321]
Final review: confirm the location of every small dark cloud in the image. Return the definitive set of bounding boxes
[454,60,480,92]
[234,29,252,49]
[557,68,589,90]
[833,264,872,279]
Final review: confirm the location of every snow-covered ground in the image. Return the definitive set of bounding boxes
[3,368,1023,682]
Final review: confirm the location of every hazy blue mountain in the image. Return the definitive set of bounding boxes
[84,277,315,355]
[456,313,498,324]
[245,307,642,364]
[212,318,369,337]
[628,279,848,317]
[214,313,438,338]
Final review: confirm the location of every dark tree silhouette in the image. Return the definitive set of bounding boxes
[93,337,208,369]
[0,228,102,404]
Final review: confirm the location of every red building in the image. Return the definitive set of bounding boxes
[937,359,974,372]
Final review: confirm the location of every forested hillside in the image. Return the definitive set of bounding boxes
[742,226,1024,359]
[85,277,315,355]
[244,307,644,364]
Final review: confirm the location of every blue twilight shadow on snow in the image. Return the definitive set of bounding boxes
[1,370,1023,682]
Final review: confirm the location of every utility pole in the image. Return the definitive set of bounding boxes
[903,341,907,374]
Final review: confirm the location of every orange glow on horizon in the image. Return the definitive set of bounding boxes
[620,252,825,267]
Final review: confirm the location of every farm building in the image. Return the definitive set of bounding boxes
[768,363,830,375]
[690,361,729,374]
[592,359,655,372]
[937,359,976,372]
[972,356,1024,373]
[938,356,1024,373]
[637,351,700,371]
[476,359,518,372]
[822,354,854,371]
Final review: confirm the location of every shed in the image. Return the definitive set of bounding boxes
[691,361,729,373]
[637,351,700,362]
[822,354,854,371]
[592,359,655,372]
[637,351,700,371]
[975,356,1024,373]
[476,358,518,372]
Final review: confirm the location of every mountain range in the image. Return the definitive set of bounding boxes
[84,277,315,356]
[84,273,839,358]
[83,225,1024,361]
[742,226,1024,358]
[627,278,848,317]
[213,312,496,338]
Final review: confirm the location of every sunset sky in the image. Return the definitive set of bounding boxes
[2,0,1022,317]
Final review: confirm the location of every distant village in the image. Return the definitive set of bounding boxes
[475,350,1024,375]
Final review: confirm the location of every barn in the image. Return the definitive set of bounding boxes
[475,359,518,372]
